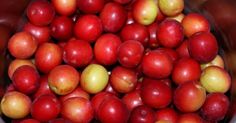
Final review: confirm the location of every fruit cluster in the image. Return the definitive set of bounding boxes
[1,0,231,122]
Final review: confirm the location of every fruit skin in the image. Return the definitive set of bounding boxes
[122,90,143,111]
[129,105,156,123]
[158,0,184,16]
[182,13,210,37]
[74,14,103,43]
[8,31,38,59]
[200,55,224,70]
[173,81,206,113]
[77,0,105,14]
[1,91,31,119]
[177,113,204,123]
[132,0,158,25]
[157,19,184,48]
[51,0,76,16]
[200,93,230,122]
[188,31,218,63]
[200,66,231,93]
[81,64,109,94]
[100,2,127,32]
[155,108,179,123]
[141,50,173,79]
[48,65,80,95]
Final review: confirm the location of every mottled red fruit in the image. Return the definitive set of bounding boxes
[97,96,130,123]
[172,58,201,85]
[8,31,38,59]
[27,0,55,26]
[188,31,218,63]
[141,50,173,79]
[23,22,50,44]
[110,66,138,93]
[178,113,204,123]
[182,13,210,37]
[31,95,61,122]
[63,39,93,68]
[35,43,62,74]
[118,40,144,68]
[200,93,230,122]
[50,16,74,41]
[174,81,206,113]
[12,65,39,94]
[141,79,172,108]
[122,90,143,111]
[176,40,190,58]
[33,75,54,99]
[94,33,122,65]
[51,0,76,16]
[120,23,149,47]
[157,19,184,48]
[155,108,179,123]
[129,105,156,123]
[74,14,103,43]
[100,2,127,32]
[61,97,94,123]
[77,0,105,13]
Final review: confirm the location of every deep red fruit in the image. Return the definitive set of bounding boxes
[120,23,149,47]
[63,39,93,68]
[157,47,179,63]
[172,58,201,85]
[31,95,61,122]
[122,90,143,111]
[188,31,218,63]
[12,65,39,94]
[100,2,127,32]
[94,33,122,65]
[50,16,74,41]
[178,113,204,123]
[155,108,179,123]
[26,0,55,26]
[118,40,144,68]
[129,105,156,123]
[77,0,105,14]
[74,14,103,43]
[33,75,54,99]
[176,40,190,58]
[141,50,173,79]
[114,0,132,4]
[141,79,172,108]
[147,22,160,48]
[157,19,184,48]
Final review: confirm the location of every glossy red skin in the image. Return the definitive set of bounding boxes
[114,0,132,4]
[48,65,80,95]
[12,65,39,94]
[178,113,204,123]
[50,16,74,41]
[94,33,122,65]
[61,97,94,123]
[104,82,120,96]
[110,66,138,93]
[59,87,90,103]
[100,2,127,32]
[120,23,149,47]
[141,50,173,79]
[63,39,93,67]
[176,40,190,58]
[122,90,143,111]
[157,19,184,48]
[142,77,172,88]
[23,22,50,44]
[91,92,116,119]
[33,75,54,99]
[27,0,55,26]
[157,47,179,63]
[156,8,166,23]
[126,11,135,25]
[147,22,160,48]
[51,0,76,16]
[172,58,201,85]
[141,79,172,109]
[35,43,62,73]
[155,108,179,123]
[74,14,103,43]
[31,95,61,122]
[200,93,230,122]
[174,81,206,113]
[8,31,38,59]
[17,119,40,123]
[129,105,156,123]
[77,0,105,14]
[118,40,144,68]
[182,13,210,37]
[188,31,219,63]
[97,96,130,123]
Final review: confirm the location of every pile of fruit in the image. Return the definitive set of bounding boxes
[0,0,232,122]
